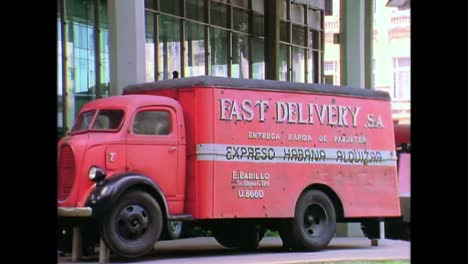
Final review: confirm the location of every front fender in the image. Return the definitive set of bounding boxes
[84,173,169,221]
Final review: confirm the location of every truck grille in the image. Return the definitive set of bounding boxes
[58,144,76,202]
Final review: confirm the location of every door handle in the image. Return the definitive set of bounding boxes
[169,147,177,151]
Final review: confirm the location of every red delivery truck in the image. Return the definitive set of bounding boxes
[57,76,401,258]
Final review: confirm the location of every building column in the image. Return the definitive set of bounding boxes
[264,0,280,80]
[108,0,146,95]
[337,0,373,237]
[364,0,374,89]
[340,0,365,89]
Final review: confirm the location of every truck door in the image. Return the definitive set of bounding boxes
[126,107,179,196]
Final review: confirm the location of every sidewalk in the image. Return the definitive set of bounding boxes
[58,236,410,264]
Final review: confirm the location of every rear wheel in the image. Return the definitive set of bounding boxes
[282,190,336,251]
[361,220,380,239]
[101,191,163,258]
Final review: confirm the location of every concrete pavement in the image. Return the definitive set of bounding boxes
[58,236,410,264]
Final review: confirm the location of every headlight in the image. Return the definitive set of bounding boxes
[88,166,106,182]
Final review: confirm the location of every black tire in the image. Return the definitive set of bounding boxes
[101,191,163,258]
[384,221,411,241]
[213,229,240,248]
[282,190,336,251]
[213,224,265,250]
[360,220,380,239]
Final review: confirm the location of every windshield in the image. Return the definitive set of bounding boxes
[71,110,96,133]
[71,109,125,133]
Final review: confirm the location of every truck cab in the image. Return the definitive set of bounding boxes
[58,95,187,257]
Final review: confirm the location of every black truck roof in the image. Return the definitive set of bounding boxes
[123,76,390,101]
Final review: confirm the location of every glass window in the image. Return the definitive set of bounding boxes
[58,2,64,130]
[280,0,288,20]
[185,22,206,77]
[160,0,180,16]
[310,50,319,83]
[133,111,172,135]
[394,70,410,99]
[66,0,97,125]
[393,57,411,100]
[232,33,249,78]
[211,1,228,28]
[324,61,337,72]
[210,28,228,77]
[231,0,248,9]
[291,3,305,24]
[145,11,156,82]
[145,10,154,41]
[253,14,264,36]
[186,0,205,22]
[71,110,96,133]
[252,38,265,79]
[307,51,312,83]
[280,21,289,42]
[292,47,305,82]
[279,44,289,81]
[98,0,110,97]
[145,0,155,10]
[252,0,264,14]
[308,8,322,30]
[233,7,249,33]
[292,25,306,46]
[310,30,319,50]
[57,16,65,128]
[57,18,62,97]
[92,109,125,130]
[159,15,181,80]
[324,0,340,85]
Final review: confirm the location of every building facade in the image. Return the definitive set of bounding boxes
[57,0,110,138]
[57,0,328,137]
[323,0,410,124]
[373,1,410,124]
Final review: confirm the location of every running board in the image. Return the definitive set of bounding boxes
[168,214,193,221]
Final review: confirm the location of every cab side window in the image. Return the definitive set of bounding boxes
[132,110,172,135]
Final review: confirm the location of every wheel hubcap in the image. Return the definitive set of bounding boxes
[116,205,149,241]
[303,203,327,237]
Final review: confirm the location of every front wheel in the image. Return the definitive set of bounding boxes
[101,190,163,258]
[281,190,336,251]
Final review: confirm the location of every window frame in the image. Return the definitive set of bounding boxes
[393,57,411,100]
[89,108,126,132]
[130,107,177,138]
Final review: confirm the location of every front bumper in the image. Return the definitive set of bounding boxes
[58,207,93,217]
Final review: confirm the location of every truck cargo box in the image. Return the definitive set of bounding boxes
[124,76,400,220]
